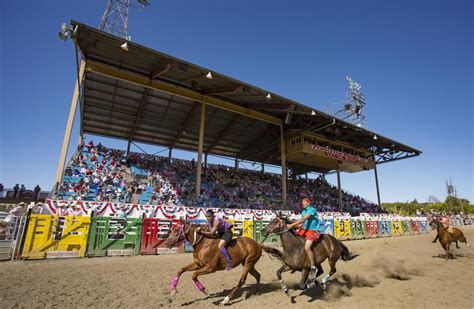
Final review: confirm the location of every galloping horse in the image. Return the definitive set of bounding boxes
[431,219,456,260]
[430,219,470,249]
[261,214,358,294]
[164,219,262,305]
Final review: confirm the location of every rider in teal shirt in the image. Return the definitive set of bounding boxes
[287,198,322,281]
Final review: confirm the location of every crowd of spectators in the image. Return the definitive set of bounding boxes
[53,140,384,215]
[53,140,130,203]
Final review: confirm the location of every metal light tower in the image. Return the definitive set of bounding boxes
[99,0,150,40]
[344,76,367,128]
[325,76,368,128]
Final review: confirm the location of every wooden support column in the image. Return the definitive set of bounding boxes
[204,153,208,170]
[337,167,343,210]
[54,60,85,186]
[196,102,206,197]
[168,147,172,162]
[126,141,131,157]
[280,126,287,208]
[374,161,381,208]
[235,158,239,170]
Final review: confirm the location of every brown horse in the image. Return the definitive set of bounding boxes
[261,215,358,295]
[431,220,455,260]
[164,219,262,305]
[430,219,470,249]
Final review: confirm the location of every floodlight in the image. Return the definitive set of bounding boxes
[311,110,316,116]
[121,42,129,51]
[58,22,70,41]
[373,135,378,140]
[266,93,272,100]
[206,72,213,80]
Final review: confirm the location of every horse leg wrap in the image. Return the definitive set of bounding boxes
[321,274,331,285]
[194,280,206,292]
[170,275,180,289]
[279,279,288,293]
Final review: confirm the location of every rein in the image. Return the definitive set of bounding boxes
[267,217,291,236]
[191,227,204,247]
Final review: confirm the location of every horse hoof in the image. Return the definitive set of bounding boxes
[202,289,209,296]
[220,296,230,305]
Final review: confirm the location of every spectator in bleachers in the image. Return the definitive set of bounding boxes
[33,202,45,214]
[13,184,19,198]
[115,204,127,218]
[33,185,41,200]
[9,202,24,217]
[19,185,26,198]
[57,201,68,216]
[0,183,4,197]
[54,140,384,215]
[72,203,83,216]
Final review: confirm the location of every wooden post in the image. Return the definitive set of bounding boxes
[337,168,343,210]
[196,102,206,196]
[374,161,381,208]
[280,126,287,208]
[54,60,85,185]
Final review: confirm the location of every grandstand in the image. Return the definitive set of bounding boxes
[53,141,383,215]
[52,21,421,214]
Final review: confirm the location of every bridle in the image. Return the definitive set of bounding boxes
[171,223,204,248]
[268,217,290,235]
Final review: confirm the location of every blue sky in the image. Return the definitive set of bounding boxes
[0,0,472,203]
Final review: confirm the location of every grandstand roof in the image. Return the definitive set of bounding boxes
[71,21,421,174]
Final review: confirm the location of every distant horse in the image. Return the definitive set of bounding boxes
[164,219,262,305]
[261,214,358,295]
[430,219,470,249]
[431,220,455,260]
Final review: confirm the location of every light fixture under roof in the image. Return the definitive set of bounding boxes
[121,42,129,51]
[58,22,70,41]
[311,110,316,116]
[206,72,213,79]
[265,93,272,100]
[373,135,378,140]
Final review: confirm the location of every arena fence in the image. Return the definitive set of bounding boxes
[0,216,27,260]
[1,201,471,261]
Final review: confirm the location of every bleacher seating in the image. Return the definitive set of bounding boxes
[52,140,384,215]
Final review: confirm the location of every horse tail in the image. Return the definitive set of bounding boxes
[260,244,284,262]
[338,240,358,261]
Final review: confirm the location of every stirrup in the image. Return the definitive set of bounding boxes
[308,267,318,281]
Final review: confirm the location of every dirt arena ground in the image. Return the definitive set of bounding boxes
[1,226,473,308]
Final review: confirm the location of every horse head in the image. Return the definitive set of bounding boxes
[164,219,208,248]
[262,215,288,237]
[430,219,440,230]
[164,218,188,248]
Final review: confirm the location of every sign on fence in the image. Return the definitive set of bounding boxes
[334,217,351,240]
[350,217,367,239]
[21,214,91,260]
[365,217,380,238]
[87,217,142,257]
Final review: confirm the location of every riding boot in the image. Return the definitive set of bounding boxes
[220,247,233,271]
[308,266,318,281]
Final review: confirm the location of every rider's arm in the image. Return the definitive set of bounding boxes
[198,220,220,237]
[287,214,311,229]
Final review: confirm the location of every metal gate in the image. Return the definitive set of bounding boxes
[0,216,27,260]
